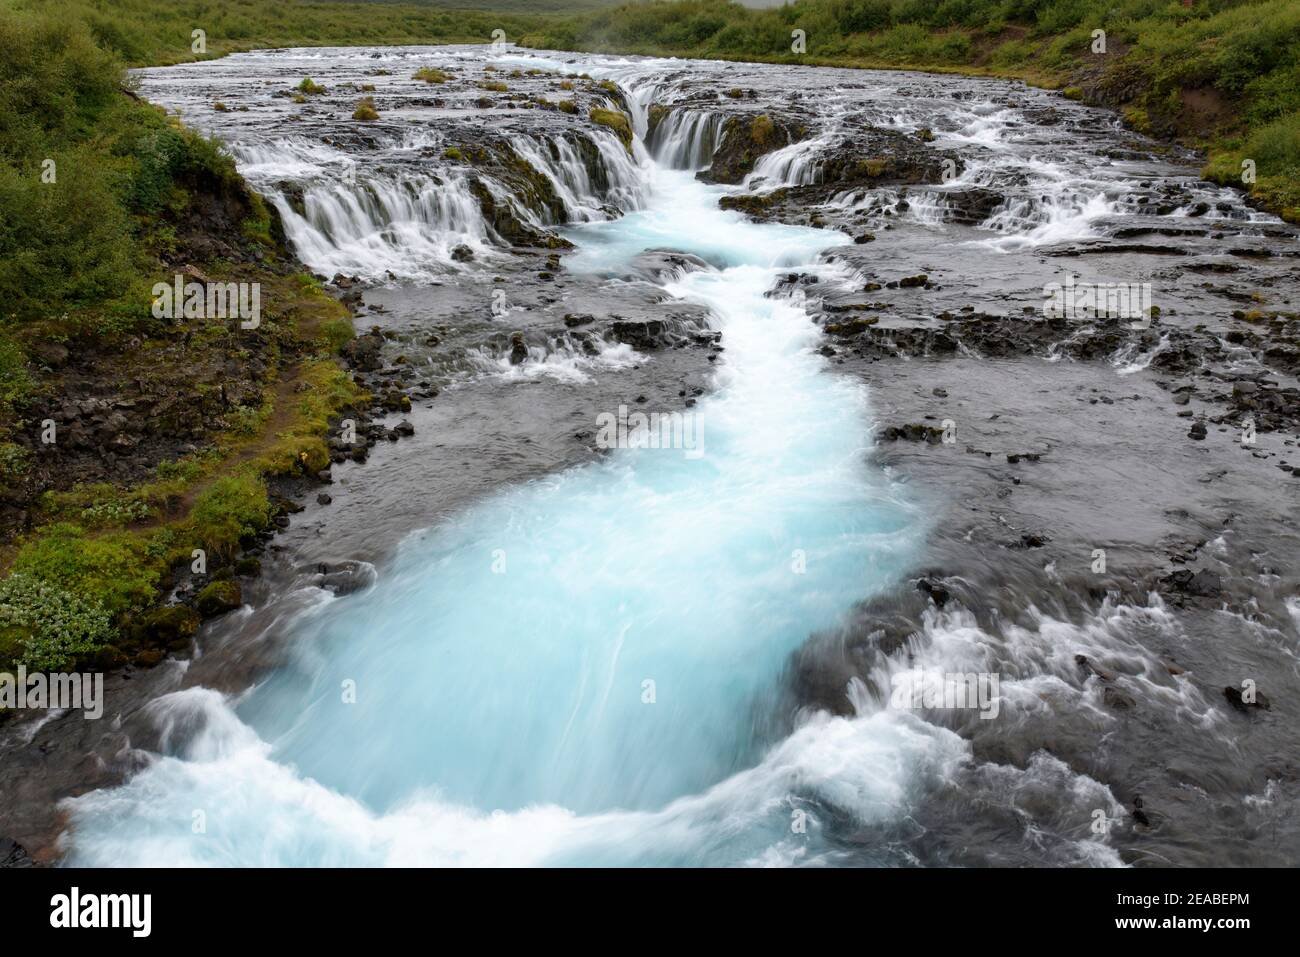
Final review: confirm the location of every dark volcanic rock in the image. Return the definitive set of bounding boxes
[342,330,385,371]
[1160,568,1222,598]
[0,838,32,868]
[1224,685,1272,712]
[917,577,951,607]
[811,125,955,188]
[608,319,670,350]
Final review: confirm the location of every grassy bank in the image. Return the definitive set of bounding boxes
[0,2,407,675]
[528,0,1300,221]
[27,0,558,66]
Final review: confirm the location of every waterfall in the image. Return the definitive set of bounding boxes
[647,109,725,171]
[745,134,830,189]
[508,131,646,223]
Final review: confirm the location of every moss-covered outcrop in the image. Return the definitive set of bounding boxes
[588,107,634,154]
[702,113,804,184]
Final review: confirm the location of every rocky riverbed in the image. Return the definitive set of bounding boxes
[2,44,1297,867]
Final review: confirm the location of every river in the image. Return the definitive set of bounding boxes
[40,45,1300,867]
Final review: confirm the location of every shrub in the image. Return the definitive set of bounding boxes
[352,96,379,121]
[0,572,115,670]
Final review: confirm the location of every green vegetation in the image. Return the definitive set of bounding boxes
[534,0,1300,220]
[750,114,776,148]
[414,67,452,84]
[352,96,380,120]
[15,0,559,67]
[0,572,115,670]
[0,0,368,677]
[589,106,634,151]
[296,76,326,95]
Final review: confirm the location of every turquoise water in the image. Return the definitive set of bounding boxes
[60,137,959,868]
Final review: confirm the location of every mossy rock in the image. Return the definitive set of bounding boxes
[647,103,669,134]
[134,648,165,668]
[140,604,200,646]
[825,317,879,336]
[860,158,888,178]
[750,114,776,147]
[195,580,243,618]
[589,107,633,153]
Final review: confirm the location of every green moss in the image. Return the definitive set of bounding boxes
[750,114,776,148]
[195,579,242,618]
[860,157,887,177]
[588,107,633,152]
[187,475,271,558]
[296,76,326,95]
[480,81,509,93]
[443,146,463,160]
[138,603,199,645]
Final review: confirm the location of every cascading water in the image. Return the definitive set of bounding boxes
[508,131,646,223]
[647,109,725,170]
[54,44,1296,869]
[57,61,970,869]
[746,133,830,188]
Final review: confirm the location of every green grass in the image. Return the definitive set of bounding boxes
[22,0,561,67]
[0,0,371,671]
[352,96,380,120]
